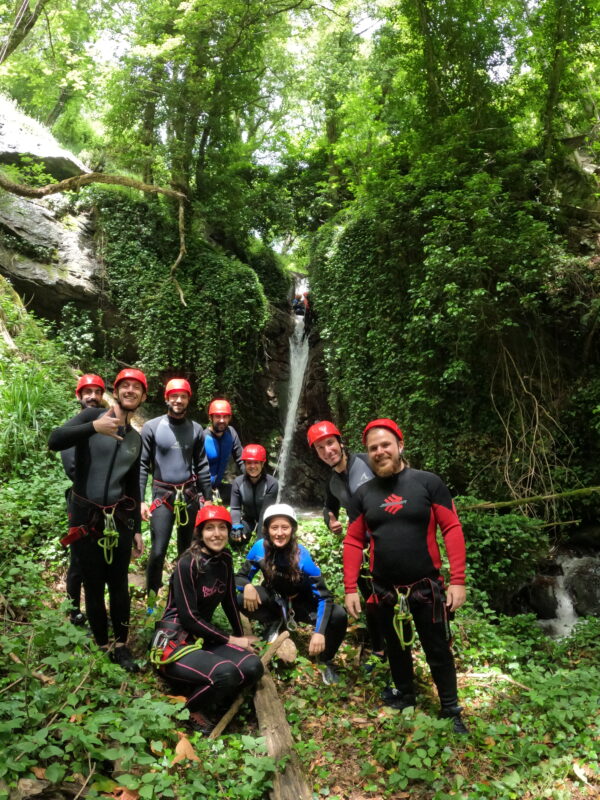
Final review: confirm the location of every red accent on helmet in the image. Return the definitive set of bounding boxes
[241,444,267,462]
[209,399,232,416]
[307,421,341,448]
[362,418,404,445]
[75,374,105,397]
[194,504,232,530]
[114,368,148,392]
[164,378,192,400]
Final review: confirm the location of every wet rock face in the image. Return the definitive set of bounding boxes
[521,574,559,619]
[0,193,104,318]
[565,557,600,616]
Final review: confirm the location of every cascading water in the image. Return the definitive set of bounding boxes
[277,314,310,500]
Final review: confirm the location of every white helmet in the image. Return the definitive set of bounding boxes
[262,503,298,534]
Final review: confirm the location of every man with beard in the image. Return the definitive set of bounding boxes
[61,374,106,626]
[343,418,468,733]
[140,378,213,598]
[203,399,244,505]
[49,369,147,672]
[307,421,386,664]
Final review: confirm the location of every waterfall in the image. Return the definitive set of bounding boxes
[277,315,310,500]
[538,555,583,639]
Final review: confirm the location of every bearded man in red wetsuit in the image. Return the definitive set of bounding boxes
[343,418,468,733]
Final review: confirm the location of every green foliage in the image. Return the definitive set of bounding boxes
[457,499,548,608]
[85,188,269,405]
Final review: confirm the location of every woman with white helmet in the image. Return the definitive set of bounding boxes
[235,503,347,684]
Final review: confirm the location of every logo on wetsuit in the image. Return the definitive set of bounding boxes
[381,494,407,514]
[202,579,226,598]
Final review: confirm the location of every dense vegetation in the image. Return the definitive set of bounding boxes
[1,0,600,798]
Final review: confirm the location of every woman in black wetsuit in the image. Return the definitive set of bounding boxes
[151,505,263,734]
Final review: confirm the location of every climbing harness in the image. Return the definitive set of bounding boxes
[148,621,203,666]
[61,493,135,564]
[393,587,416,649]
[150,476,197,522]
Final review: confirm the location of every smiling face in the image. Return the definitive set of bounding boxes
[200,520,230,553]
[366,428,404,478]
[267,516,294,548]
[245,460,263,480]
[115,379,147,412]
[210,413,231,435]
[167,391,190,418]
[314,435,344,469]
[78,386,103,408]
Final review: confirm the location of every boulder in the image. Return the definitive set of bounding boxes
[565,556,600,616]
[0,191,104,318]
[0,95,89,180]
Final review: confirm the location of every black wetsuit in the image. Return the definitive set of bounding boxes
[236,540,347,662]
[140,415,213,595]
[158,549,263,713]
[230,473,279,542]
[344,468,466,708]
[323,452,385,654]
[60,448,83,614]
[48,408,142,646]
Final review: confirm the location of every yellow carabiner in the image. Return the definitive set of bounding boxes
[393,587,416,650]
[98,508,119,564]
[173,487,189,528]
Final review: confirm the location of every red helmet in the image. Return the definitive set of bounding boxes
[362,418,404,445]
[241,444,267,462]
[114,368,148,392]
[307,420,341,448]
[75,374,105,397]
[209,399,232,416]
[195,504,232,531]
[164,378,192,400]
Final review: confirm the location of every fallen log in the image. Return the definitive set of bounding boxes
[254,671,312,800]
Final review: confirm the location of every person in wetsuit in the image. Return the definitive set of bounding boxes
[140,378,213,599]
[151,505,263,735]
[202,398,244,505]
[307,420,386,665]
[343,418,468,733]
[48,368,147,672]
[236,503,347,685]
[229,444,278,548]
[61,374,106,626]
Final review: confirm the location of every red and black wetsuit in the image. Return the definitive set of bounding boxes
[158,549,263,714]
[344,467,466,708]
[140,414,213,595]
[48,407,142,646]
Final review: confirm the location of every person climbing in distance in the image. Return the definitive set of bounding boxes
[307,421,386,669]
[140,378,213,603]
[235,503,347,685]
[203,399,244,506]
[48,368,148,673]
[149,505,263,736]
[61,374,107,627]
[343,419,468,734]
[229,444,278,549]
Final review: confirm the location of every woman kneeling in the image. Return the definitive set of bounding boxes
[236,503,347,685]
[152,505,263,735]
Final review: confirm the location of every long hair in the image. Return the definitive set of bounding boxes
[263,527,302,585]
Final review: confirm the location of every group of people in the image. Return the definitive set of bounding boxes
[49,371,468,736]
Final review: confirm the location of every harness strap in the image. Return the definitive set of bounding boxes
[66,493,136,563]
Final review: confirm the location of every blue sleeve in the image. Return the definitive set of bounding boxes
[234,540,264,590]
[298,545,333,635]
